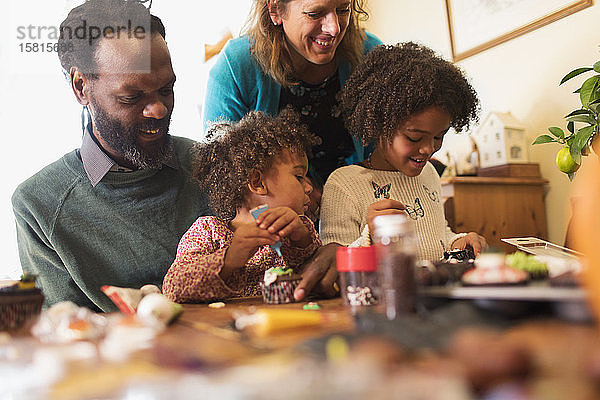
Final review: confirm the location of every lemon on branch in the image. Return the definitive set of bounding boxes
[556,146,580,174]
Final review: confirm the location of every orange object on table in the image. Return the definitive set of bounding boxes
[573,155,600,323]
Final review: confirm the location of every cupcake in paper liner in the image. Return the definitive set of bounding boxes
[260,267,301,304]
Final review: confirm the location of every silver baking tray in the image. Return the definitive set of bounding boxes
[420,281,590,321]
[420,238,590,320]
[501,237,583,260]
[421,281,586,302]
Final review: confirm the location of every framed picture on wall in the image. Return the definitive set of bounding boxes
[445,0,593,62]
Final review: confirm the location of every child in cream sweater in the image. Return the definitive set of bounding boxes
[320,43,487,261]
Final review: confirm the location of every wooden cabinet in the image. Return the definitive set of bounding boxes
[441,176,548,253]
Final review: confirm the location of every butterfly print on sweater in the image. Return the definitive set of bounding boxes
[405,198,425,220]
[371,182,391,199]
[423,185,439,203]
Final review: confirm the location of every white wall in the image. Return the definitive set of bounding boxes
[1,0,251,279]
[365,0,600,246]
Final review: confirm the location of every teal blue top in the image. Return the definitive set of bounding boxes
[12,136,213,312]
[203,32,382,164]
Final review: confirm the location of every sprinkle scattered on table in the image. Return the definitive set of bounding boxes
[303,302,321,310]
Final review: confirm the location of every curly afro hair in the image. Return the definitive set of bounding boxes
[341,42,480,146]
[193,108,321,220]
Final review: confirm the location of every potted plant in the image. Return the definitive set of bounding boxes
[533,59,600,180]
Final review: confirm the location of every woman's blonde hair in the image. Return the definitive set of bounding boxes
[243,0,369,87]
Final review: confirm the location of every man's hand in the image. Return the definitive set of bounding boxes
[451,232,488,256]
[223,224,280,278]
[366,199,407,235]
[294,243,340,301]
[253,206,311,246]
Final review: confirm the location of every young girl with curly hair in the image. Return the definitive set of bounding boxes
[320,42,487,261]
[163,109,322,303]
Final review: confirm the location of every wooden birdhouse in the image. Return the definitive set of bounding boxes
[473,112,529,168]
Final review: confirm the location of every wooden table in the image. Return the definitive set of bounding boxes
[160,297,354,360]
[4,297,600,400]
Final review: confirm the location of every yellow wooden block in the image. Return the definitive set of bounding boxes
[250,308,323,337]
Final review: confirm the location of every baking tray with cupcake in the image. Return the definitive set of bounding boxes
[419,238,588,320]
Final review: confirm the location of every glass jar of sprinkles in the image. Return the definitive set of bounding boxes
[336,246,380,312]
[373,214,417,320]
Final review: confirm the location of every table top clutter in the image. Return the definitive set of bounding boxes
[2,293,600,400]
[2,237,599,399]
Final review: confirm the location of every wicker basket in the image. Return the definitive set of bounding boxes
[0,289,44,330]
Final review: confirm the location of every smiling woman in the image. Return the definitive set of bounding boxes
[203,0,382,221]
[262,0,354,84]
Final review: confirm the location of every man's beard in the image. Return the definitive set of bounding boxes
[89,99,175,170]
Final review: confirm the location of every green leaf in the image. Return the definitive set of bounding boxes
[589,80,600,103]
[594,61,600,73]
[565,109,591,118]
[548,126,565,138]
[570,146,582,165]
[566,114,597,125]
[578,125,595,139]
[560,67,593,85]
[567,121,575,133]
[532,135,556,145]
[588,96,600,113]
[570,125,595,164]
[580,75,599,107]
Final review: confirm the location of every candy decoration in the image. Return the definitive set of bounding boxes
[250,204,282,256]
[345,286,377,306]
[303,302,321,310]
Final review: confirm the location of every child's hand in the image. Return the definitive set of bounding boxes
[366,199,407,237]
[451,232,488,256]
[254,206,311,246]
[224,224,280,273]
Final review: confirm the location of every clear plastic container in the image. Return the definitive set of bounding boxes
[336,246,379,312]
[372,214,417,320]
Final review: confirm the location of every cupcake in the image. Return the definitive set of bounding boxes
[259,267,301,304]
[0,274,44,330]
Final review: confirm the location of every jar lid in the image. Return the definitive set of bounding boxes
[373,214,413,237]
[336,246,377,272]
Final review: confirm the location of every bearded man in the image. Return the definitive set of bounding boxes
[11,0,212,312]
